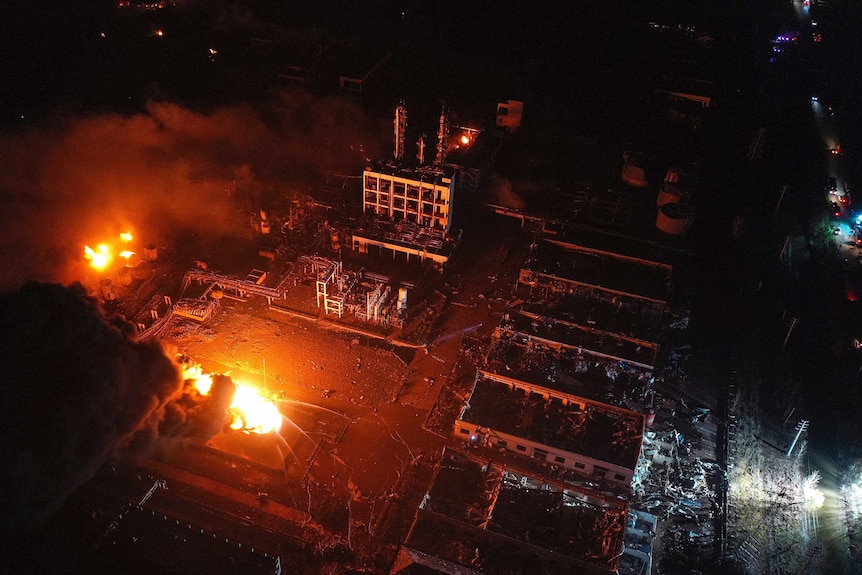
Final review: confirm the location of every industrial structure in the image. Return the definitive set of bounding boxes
[393,448,629,574]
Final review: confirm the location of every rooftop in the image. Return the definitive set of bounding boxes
[461,376,644,470]
[483,333,654,404]
[497,308,658,368]
[510,280,664,345]
[366,161,456,185]
[523,239,672,303]
[351,219,461,259]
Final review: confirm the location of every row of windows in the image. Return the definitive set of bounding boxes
[365,179,448,203]
[364,207,447,229]
[365,196,448,216]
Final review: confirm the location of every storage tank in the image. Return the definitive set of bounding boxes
[621,163,648,188]
[142,244,158,262]
[117,266,132,287]
[645,407,656,428]
[656,181,684,207]
[100,279,117,301]
[656,202,695,235]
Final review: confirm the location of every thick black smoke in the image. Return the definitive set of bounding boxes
[0,282,234,533]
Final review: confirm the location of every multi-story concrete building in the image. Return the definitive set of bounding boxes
[362,161,456,232]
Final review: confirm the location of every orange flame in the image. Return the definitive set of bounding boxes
[183,363,281,434]
[120,232,133,242]
[84,244,111,270]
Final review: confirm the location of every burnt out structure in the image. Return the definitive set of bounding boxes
[392,449,628,574]
[457,374,644,486]
[512,236,672,372]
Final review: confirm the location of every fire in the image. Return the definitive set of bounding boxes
[228,384,283,434]
[84,244,111,270]
[183,363,281,434]
[83,231,135,271]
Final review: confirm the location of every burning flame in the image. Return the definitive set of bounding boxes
[183,363,282,434]
[84,244,112,270]
[84,231,135,271]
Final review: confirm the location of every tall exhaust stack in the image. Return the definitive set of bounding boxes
[416,134,426,166]
[394,101,407,162]
[435,105,449,166]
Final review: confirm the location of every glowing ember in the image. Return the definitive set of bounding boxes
[183,362,281,434]
[84,244,111,270]
[120,232,133,242]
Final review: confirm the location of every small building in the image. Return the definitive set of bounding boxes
[495,100,524,133]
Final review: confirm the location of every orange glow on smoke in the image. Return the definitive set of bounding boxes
[184,363,282,434]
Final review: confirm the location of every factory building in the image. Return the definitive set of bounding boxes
[392,448,628,574]
[456,372,645,486]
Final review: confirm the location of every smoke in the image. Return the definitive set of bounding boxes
[0,282,236,533]
[0,91,382,289]
[486,174,525,210]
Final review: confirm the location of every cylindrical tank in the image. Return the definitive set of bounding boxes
[100,278,117,301]
[621,163,648,188]
[645,407,656,428]
[656,202,695,235]
[656,181,683,207]
[398,287,408,309]
[117,266,132,286]
[143,244,158,262]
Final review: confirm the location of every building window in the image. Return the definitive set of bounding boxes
[380,180,391,193]
[366,178,378,191]
[554,456,566,464]
[393,197,404,209]
[615,474,626,481]
[407,200,418,212]
[394,182,405,196]
[516,445,527,452]
[407,185,419,199]
[574,462,586,469]
[459,428,470,435]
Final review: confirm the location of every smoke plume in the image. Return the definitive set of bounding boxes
[0,282,234,533]
[0,91,382,289]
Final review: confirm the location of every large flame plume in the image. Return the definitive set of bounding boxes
[182,363,282,435]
